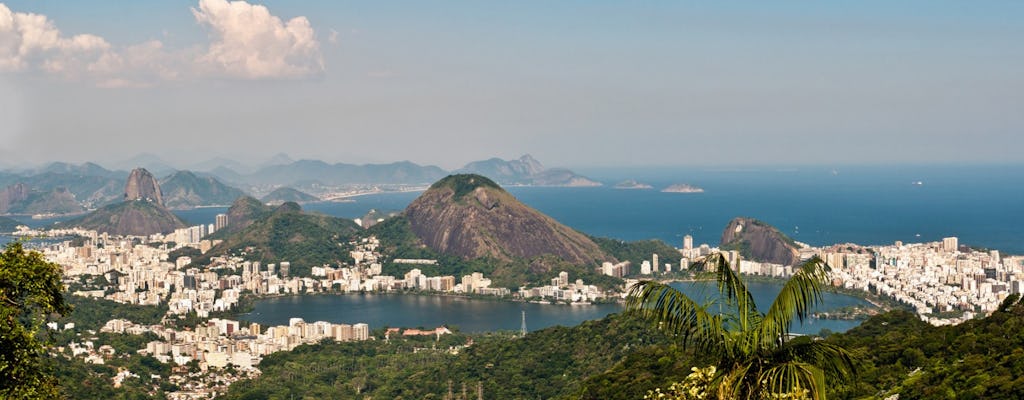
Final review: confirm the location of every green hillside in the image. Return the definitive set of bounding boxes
[200,202,362,276]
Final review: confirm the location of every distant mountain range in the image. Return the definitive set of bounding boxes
[0,154,598,214]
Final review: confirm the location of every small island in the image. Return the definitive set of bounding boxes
[613,179,653,190]
[661,183,705,193]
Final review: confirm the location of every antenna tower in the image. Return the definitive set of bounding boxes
[520,310,527,337]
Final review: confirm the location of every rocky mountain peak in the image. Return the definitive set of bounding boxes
[720,217,801,266]
[124,167,164,206]
[405,174,609,265]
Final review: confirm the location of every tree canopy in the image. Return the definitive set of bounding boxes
[0,242,72,399]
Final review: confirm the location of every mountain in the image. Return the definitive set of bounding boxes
[203,202,362,276]
[108,153,177,176]
[403,174,609,265]
[0,216,22,231]
[190,157,254,175]
[246,160,448,186]
[456,155,600,186]
[61,201,188,236]
[261,187,319,205]
[123,168,165,206]
[719,217,800,266]
[261,152,294,168]
[214,196,273,236]
[0,183,85,215]
[61,168,187,236]
[36,162,122,179]
[159,170,247,209]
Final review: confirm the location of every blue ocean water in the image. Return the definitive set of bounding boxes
[174,164,1024,254]
[13,165,1019,255]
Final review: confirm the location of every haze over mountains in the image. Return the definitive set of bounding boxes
[0,154,599,215]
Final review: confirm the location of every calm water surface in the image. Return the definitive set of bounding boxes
[242,281,867,334]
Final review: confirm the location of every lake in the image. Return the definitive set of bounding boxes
[240,280,868,335]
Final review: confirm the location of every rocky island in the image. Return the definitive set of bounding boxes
[613,179,653,190]
[661,183,704,193]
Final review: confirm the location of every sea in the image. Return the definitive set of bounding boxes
[173,164,1024,254]
[8,164,1023,334]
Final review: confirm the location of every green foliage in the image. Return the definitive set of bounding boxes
[220,313,677,399]
[201,205,360,276]
[827,299,1024,399]
[626,253,855,399]
[592,236,682,273]
[430,174,502,201]
[0,242,72,399]
[55,296,166,333]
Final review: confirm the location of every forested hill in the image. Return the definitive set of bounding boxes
[217,297,1024,399]
[825,294,1024,398]
[218,312,691,400]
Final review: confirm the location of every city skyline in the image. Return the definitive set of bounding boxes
[1,1,1022,169]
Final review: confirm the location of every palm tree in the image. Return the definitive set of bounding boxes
[626,253,855,400]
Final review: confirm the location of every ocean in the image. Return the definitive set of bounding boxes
[170,164,1024,255]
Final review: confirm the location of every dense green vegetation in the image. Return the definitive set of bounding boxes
[627,254,855,399]
[200,203,361,277]
[0,242,72,399]
[592,236,682,269]
[827,295,1024,399]
[220,313,681,400]
[47,349,172,400]
[54,296,167,333]
[430,174,502,201]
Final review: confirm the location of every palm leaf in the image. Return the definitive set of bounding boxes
[625,281,725,351]
[759,256,831,343]
[780,339,856,385]
[760,361,824,400]
[694,253,762,332]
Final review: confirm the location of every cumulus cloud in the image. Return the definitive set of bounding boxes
[0,0,324,85]
[192,0,323,79]
[0,3,111,75]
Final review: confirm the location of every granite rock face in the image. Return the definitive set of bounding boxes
[404,174,609,265]
[720,217,801,266]
[124,168,164,206]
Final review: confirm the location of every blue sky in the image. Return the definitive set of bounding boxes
[0,1,1021,169]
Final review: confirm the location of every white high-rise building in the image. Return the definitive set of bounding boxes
[652,254,659,273]
[215,214,229,232]
[641,260,652,275]
[683,235,694,250]
[942,237,959,253]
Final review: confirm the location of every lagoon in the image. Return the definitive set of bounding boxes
[240,280,869,335]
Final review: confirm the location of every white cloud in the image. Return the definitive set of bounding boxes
[0,3,111,76]
[0,0,324,85]
[191,0,323,79]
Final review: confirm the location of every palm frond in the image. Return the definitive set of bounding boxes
[694,253,762,331]
[780,339,857,384]
[625,281,725,350]
[759,256,831,342]
[761,361,825,400]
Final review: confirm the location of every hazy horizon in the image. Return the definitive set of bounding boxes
[2,1,1022,170]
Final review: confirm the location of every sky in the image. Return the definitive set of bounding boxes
[0,0,1022,170]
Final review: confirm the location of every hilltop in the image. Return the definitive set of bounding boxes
[61,201,187,236]
[61,168,187,236]
[719,217,800,266]
[404,174,610,265]
[159,171,248,209]
[202,201,362,276]
[260,187,319,205]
